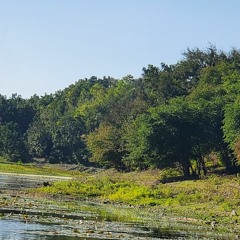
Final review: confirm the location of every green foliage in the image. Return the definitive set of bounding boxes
[86,123,124,169]
[0,94,35,162]
[0,122,28,162]
[1,46,240,176]
[223,97,240,163]
[223,99,240,148]
[123,97,220,177]
[123,114,155,170]
[142,64,185,105]
[27,112,87,164]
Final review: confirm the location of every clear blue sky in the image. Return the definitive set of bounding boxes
[1,0,240,98]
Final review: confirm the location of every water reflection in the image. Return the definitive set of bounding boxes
[0,220,49,240]
[0,214,236,239]
[0,219,192,240]
[0,220,83,240]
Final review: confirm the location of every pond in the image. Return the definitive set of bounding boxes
[0,218,221,240]
[0,173,236,239]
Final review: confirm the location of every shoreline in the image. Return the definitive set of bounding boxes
[0,190,237,240]
[0,164,240,238]
[0,171,72,179]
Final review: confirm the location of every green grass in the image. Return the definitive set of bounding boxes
[37,168,240,232]
[0,161,80,177]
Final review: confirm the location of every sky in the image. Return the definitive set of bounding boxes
[1,0,240,98]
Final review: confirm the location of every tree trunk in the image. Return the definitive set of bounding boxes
[201,157,207,175]
[219,141,236,173]
[180,157,191,179]
[196,155,207,176]
[220,148,235,173]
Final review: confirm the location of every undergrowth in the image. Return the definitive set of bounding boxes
[2,162,239,230]
[37,168,240,228]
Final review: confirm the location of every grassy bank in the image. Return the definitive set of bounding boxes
[0,161,79,177]
[38,168,240,233]
[1,161,240,234]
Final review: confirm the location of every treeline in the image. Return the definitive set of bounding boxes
[1,46,240,178]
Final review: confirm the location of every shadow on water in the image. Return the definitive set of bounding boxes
[0,219,231,240]
[0,219,204,240]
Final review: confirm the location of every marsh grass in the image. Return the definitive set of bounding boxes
[2,161,240,232]
[37,168,240,232]
[0,163,240,237]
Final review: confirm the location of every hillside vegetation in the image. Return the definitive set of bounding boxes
[1,46,240,179]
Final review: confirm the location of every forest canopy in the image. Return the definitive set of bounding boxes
[1,46,240,178]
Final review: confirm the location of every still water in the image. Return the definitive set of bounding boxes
[0,220,60,240]
[0,219,206,240]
